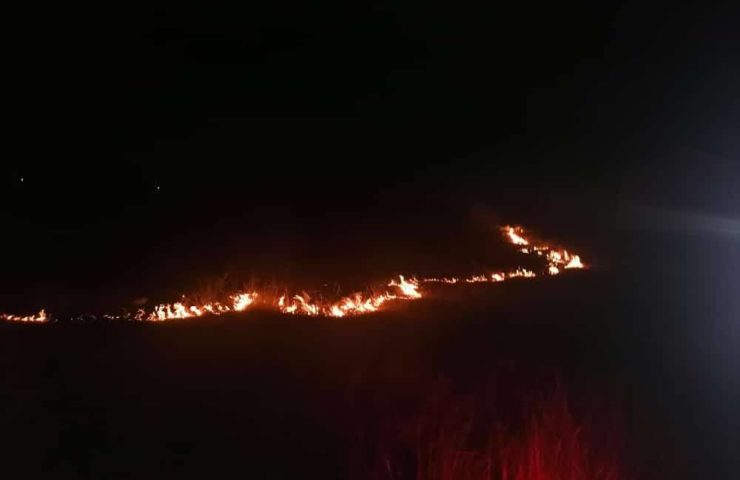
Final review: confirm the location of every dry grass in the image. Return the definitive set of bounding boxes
[363,381,624,480]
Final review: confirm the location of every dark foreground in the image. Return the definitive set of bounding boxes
[0,271,700,479]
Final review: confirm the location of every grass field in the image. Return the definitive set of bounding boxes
[2,270,674,479]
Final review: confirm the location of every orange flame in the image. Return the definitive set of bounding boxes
[506,226,529,246]
[279,294,320,316]
[1,225,586,323]
[388,275,422,299]
[0,309,48,323]
[232,293,257,311]
[564,254,584,269]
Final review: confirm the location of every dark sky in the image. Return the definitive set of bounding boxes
[6,2,738,194]
[2,1,739,307]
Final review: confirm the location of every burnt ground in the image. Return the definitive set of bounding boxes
[0,268,685,479]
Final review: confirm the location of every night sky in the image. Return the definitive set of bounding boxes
[3,1,739,302]
[1,4,737,296]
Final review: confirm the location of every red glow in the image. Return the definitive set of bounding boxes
[1,225,586,323]
[368,386,623,480]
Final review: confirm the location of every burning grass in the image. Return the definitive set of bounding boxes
[1,225,585,323]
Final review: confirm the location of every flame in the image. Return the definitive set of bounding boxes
[506,226,529,246]
[0,309,48,323]
[279,294,320,316]
[422,277,459,284]
[232,293,257,311]
[564,254,584,269]
[508,268,536,278]
[327,292,397,317]
[388,275,422,299]
[1,225,586,323]
[146,293,257,322]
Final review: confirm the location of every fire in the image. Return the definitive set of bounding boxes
[327,292,396,317]
[0,309,48,323]
[148,299,236,321]
[423,270,510,285]
[508,268,536,278]
[564,254,584,269]
[1,225,585,323]
[279,294,320,316]
[388,275,422,299]
[232,293,257,311]
[422,277,459,284]
[506,226,529,246]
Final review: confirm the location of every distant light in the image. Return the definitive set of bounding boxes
[156,185,160,191]
[20,177,24,183]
